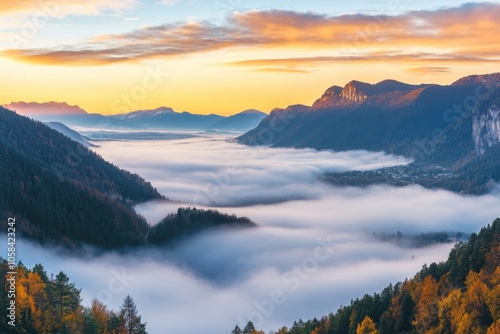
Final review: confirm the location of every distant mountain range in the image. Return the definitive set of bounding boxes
[5,101,87,115]
[3,103,267,132]
[239,73,500,194]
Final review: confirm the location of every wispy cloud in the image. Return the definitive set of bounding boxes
[0,0,137,17]
[1,2,499,67]
[406,66,451,75]
[157,0,183,6]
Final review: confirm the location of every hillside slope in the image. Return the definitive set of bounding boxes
[0,107,163,249]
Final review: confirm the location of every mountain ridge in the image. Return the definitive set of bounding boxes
[0,106,163,249]
[4,101,87,115]
[238,72,500,194]
[5,102,267,131]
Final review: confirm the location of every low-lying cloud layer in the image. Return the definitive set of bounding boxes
[18,232,454,333]
[95,136,410,208]
[16,135,500,333]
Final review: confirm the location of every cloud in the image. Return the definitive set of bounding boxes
[406,66,451,75]
[157,0,183,6]
[16,225,456,333]
[253,67,310,74]
[2,2,499,67]
[224,53,492,72]
[0,0,137,17]
[13,133,500,334]
[93,136,410,209]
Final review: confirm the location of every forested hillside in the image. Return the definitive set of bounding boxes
[147,207,256,245]
[0,107,163,249]
[0,107,161,202]
[0,260,147,333]
[232,219,500,333]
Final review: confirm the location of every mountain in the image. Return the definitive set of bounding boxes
[3,102,132,129]
[452,73,500,87]
[112,106,176,120]
[45,122,97,147]
[312,79,429,109]
[4,101,87,115]
[207,109,267,131]
[238,73,500,193]
[0,106,163,249]
[5,103,264,131]
[242,218,500,334]
[108,107,225,130]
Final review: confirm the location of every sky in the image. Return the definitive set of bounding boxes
[0,0,499,115]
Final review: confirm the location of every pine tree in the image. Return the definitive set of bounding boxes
[120,295,147,334]
[243,321,256,334]
[232,325,243,334]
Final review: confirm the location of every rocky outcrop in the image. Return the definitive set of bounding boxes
[473,91,500,154]
[312,79,429,109]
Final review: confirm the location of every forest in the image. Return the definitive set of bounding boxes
[147,207,256,245]
[0,260,147,333]
[231,219,500,334]
[0,106,163,249]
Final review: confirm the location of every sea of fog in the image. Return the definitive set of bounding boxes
[16,134,500,334]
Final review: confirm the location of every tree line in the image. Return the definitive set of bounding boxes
[0,260,147,333]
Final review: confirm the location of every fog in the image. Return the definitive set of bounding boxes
[96,135,410,207]
[17,135,500,333]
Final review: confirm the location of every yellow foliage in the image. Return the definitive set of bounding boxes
[487,322,500,334]
[356,316,378,334]
[487,285,500,322]
[413,276,440,333]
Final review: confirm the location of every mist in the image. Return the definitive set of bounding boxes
[17,134,500,333]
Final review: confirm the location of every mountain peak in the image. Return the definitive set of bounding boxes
[312,79,430,109]
[238,109,266,115]
[115,107,176,120]
[451,73,500,88]
[4,101,87,115]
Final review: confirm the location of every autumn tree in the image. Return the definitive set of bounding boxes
[17,271,47,333]
[356,316,377,334]
[91,299,111,334]
[412,275,439,332]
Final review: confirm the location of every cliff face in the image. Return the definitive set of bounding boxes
[473,92,500,154]
[339,81,371,102]
[312,79,429,109]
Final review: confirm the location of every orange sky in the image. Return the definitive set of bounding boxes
[0,1,499,115]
